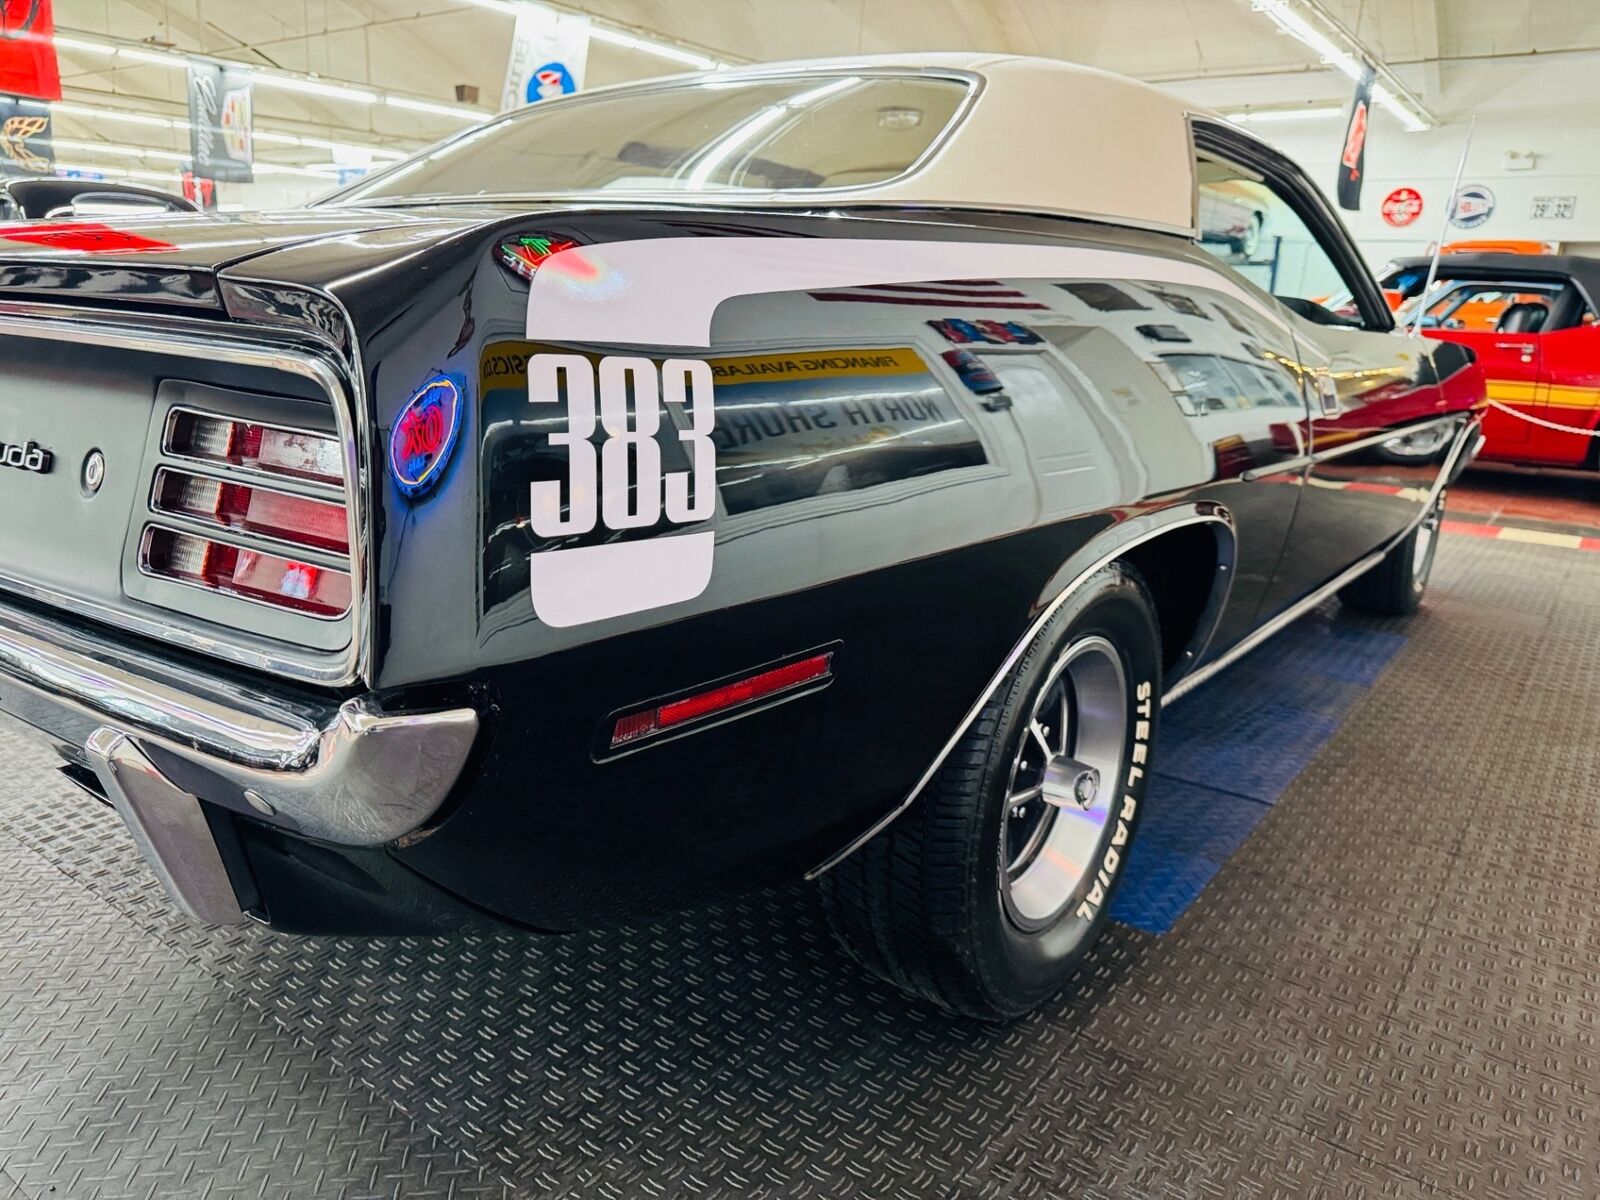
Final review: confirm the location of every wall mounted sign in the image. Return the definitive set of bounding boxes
[1449,184,1496,229]
[1530,195,1577,221]
[1380,187,1423,228]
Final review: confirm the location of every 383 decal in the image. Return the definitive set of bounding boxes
[524,353,719,628]
[527,353,716,537]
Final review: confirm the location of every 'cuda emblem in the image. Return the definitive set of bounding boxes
[0,438,51,474]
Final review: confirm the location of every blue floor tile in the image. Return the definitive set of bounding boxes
[1109,612,1407,934]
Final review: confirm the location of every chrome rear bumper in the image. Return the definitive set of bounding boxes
[0,598,478,923]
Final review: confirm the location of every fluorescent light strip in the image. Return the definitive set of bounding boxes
[1226,106,1344,123]
[588,25,720,70]
[53,137,190,163]
[384,95,482,120]
[1249,0,1430,131]
[52,98,408,161]
[252,73,378,104]
[52,30,479,117]
[448,0,728,69]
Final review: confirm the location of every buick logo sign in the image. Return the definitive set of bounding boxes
[0,438,52,474]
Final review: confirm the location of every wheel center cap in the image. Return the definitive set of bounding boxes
[1043,756,1100,811]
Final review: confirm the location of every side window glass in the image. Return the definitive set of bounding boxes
[1194,154,1357,316]
[1396,281,1560,333]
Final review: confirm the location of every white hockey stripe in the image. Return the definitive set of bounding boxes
[525,236,1287,348]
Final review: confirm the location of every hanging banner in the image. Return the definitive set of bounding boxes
[1335,65,1374,211]
[0,0,61,101]
[500,3,589,111]
[186,60,254,183]
[0,93,50,176]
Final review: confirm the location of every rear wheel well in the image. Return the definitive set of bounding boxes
[1118,524,1230,683]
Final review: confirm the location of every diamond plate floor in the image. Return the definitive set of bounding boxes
[1,532,1597,1199]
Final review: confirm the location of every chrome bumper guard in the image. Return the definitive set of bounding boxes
[0,599,478,924]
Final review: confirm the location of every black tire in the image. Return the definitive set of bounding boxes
[1339,491,1444,615]
[819,563,1162,1020]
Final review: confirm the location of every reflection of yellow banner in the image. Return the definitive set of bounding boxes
[710,348,926,383]
[482,342,929,392]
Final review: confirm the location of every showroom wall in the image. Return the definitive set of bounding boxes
[1175,50,1600,265]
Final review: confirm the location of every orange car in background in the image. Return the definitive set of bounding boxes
[1363,253,1600,469]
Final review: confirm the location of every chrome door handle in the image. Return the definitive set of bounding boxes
[1316,374,1340,417]
[1494,340,1537,361]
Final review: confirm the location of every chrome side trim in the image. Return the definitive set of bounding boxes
[0,301,372,687]
[1240,456,1311,482]
[86,727,247,926]
[806,507,1234,879]
[1165,413,1478,705]
[1161,547,1384,705]
[0,598,477,845]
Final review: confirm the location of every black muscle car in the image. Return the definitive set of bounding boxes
[0,54,1483,1018]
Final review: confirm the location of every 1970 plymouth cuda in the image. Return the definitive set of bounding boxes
[0,55,1483,1017]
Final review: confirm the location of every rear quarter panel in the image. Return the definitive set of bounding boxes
[319,210,1330,928]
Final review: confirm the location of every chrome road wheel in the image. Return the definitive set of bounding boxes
[1382,424,1452,459]
[1001,636,1129,931]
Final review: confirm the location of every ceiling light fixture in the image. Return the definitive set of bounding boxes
[1225,106,1344,123]
[448,0,730,70]
[383,95,483,120]
[1248,0,1432,131]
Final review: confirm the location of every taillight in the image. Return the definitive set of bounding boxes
[142,528,352,619]
[152,467,349,553]
[142,406,353,623]
[609,651,835,750]
[166,410,343,486]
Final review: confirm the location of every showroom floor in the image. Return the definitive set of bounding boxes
[1,486,1597,1199]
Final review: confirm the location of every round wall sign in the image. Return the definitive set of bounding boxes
[1449,184,1496,229]
[1380,187,1424,228]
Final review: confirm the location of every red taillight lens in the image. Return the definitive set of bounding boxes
[166,411,343,486]
[153,468,349,553]
[143,528,352,618]
[610,652,835,749]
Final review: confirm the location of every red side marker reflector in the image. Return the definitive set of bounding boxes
[610,652,835,749]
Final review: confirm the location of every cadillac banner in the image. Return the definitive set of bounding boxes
[0,0,62,101]
[187,59,254,183]
[0,92,50,176]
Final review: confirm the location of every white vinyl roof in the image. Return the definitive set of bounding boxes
[615,53,1208,235]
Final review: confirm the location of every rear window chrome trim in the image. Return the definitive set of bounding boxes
[0,301,372,688]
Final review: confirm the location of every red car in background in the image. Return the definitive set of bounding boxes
[1367,253,1600,469]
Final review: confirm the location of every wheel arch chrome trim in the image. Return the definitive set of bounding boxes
[0,300,373,687]
[806,502,1236,879]
[1164,412,1480,705]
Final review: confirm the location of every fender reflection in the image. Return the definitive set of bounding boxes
[526,237,1292,348]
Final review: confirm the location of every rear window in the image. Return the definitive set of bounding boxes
[331,74,969,204]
